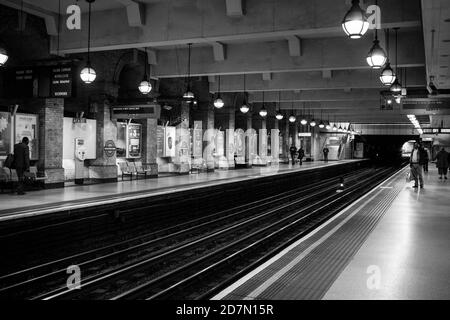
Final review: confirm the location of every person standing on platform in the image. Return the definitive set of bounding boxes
[298,147,305,165]
[323,147,329,163]
[13,137,30,195]
[289,144,297,166]
[410,142,424,189]
[434,147,448,180]
[419,144,429,173]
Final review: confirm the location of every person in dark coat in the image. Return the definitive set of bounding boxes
[289,144,297,165]
[298,147,305,165]
[410,142,424,188]
[419,144,429,173]
[13,137,30,195]
[434,147,449,180]
[323,147,329,162]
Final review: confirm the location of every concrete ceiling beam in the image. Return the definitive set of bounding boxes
[114,0,145,27]
[286,36,302,57]
[47,0,421,54]
[209,68,426,92]
[248,89,383,102]
[212,42,226,61]
[151,32,424,77]
[225,0,244,17]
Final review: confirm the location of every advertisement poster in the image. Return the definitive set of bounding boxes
[63,117,97,160]
[176,127,190,162]
[0,112,12,158]
[193,121,203,158]
[234,129,245,164]
[259,129,267,158]
[157,125,164,157]
[215,131,225,157]
[164,126,176,157]
[226,129,235,162]
[15,113,39,160]
[127,123,141,158]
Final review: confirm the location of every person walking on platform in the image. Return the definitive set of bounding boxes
[410,142,424,189]
[419,144,429,173]
[289,144,297,165]
[323,147,329,163]
[434,147,449,180]
[13,137,30,195]
[298,147,305,165]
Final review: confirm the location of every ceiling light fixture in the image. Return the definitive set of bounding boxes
[0,47,8,66]
[213,75,224,108]
[138,47,152,94]
[275,91,284,120]
[240,74,250,113]
[390,28,402,93]
[380,28,396,86]
[259,91,267,117]
[342,0,369,39]
[183,43,195,101]
[80,0,96,84]
[366,3,387,69]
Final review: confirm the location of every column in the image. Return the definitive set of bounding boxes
[204,103,215,172]
[246,113,252,167]
[88,99,118,182]
[38,98,65,188]
[226,107,235,169]
[177,102,191,174]
[284,118,290,162]
[142,118,158,177]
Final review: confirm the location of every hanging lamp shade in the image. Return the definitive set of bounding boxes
[138,80,152,94]
[80,0,96,84]
[80,64,96,84]
[380,62,396,86]
[342,0,369,39]
[214,97,224,108]
[289,114,296,123]
[326,122,332,130]
[300,118,307,125]
[0,47,8,66]
[366,39,387,69]
[240,103,250,114]
[390,78,402,92]
[183,43,194,100]
[276,111,284,120]
[318,121,325,129]
[310,119,316,127]
[259,107,267,117]
[183,91,195,100]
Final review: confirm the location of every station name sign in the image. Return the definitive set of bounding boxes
[111,104,161,120]
[421,128,450,134]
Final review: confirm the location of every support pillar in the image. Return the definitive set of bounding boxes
[204,103,215,172]
[38,98,65,188]
[226,107,235,168]
[142,118,158,177]
[88,100,118,182]
[284,118,290,162]
[246,113,253,167]
[176,102,191,174]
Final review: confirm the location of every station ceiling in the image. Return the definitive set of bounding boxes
[1,0,449,125]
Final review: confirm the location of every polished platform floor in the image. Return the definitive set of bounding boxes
[213,166,450,300]
[0,160,362,221]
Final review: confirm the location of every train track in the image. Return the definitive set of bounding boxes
[0,166,396,300]
[0,168,367,299]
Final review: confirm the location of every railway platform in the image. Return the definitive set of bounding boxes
[0,160,364,221]
[212,166,450,300]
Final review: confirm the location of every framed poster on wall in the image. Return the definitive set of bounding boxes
[157,125,165,157]
[164,126,176,157]
[14,113,39,160]
[0,112,12,158]
[126,123,142,158]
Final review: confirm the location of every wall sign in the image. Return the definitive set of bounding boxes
[50,65,73,97]
[104,140,116,157]
[126,123,142,158]
[112,104,161,119]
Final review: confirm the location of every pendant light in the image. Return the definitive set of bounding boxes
[300,103,308,125]
[379,28,396,86]
[138,47,152,94]
[342,0,369,39]
[333,115,338,131]
[0,45,8,66]
[214,75,224,108]
[259,91,267,117]
[390,28,402,93]
[325,114,332,130]
[288,101,296,123]
[366,4,387,70]
[183,43,195,100]
[309,108,316,127]
[240,74,250,113]
[401,68,407,96]
[275,91,284,120]
[80,0,96,84]
[318,109,325,128]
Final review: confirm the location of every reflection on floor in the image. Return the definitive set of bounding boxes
[323,166,450,300]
